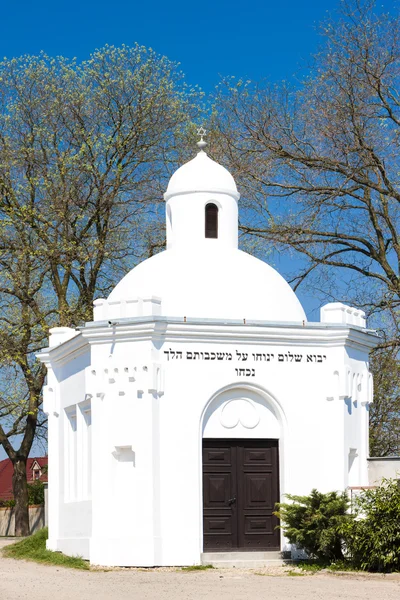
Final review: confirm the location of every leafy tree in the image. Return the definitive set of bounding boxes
[369,347,400,456]
[213,1,399,328]
[212,0,400,453]
[0,45,199,535]
[275,490,350,562]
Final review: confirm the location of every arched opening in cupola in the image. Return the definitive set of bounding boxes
[205,203,218,238]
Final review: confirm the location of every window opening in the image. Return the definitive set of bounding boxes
[205,203,218,238]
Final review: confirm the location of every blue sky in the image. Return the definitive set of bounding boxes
[0,0,397,459]
[4,1,325,90]
[2,0,388,316]
[1,0,394,92]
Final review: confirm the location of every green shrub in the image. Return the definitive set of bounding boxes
[275,489,350,562]
[27,480,45,505]
[0,498,15,508]
[343,479,400,572]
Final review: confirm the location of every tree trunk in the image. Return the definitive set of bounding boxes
[12,458,30,537]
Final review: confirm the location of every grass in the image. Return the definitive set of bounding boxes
[2,527,89,570]
[327,560,362,572]
[254,569,309,577]
[287,570,307,576]
[295,559,363,573]
[181,564,215,571]
[296,560,326,572]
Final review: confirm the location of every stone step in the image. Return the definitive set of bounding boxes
[201,551,285,568]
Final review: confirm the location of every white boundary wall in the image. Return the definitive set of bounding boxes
[0,505,44,536]
[368,457,400,485]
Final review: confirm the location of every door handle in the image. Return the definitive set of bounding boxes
[228,496,236,506]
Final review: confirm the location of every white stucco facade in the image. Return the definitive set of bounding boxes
[38,147,379,566]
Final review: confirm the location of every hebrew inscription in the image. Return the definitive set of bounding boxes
[163,347,327,376]
[163,348,327,365]
[235,368,256,377]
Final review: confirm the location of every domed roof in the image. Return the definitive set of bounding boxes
[108,247,306,323]
[104,148,306,324]
[164,151,239,200]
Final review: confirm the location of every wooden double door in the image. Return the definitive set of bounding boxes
[203,439,280,551]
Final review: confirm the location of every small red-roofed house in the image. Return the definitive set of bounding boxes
[0,457,48,502]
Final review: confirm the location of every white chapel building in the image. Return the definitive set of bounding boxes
[39,139,378,567]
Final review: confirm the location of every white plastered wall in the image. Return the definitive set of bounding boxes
[153,336,371,566]
[342,347,371,489]
[41,321,375,567]
[165,191,238,250]
[43,339,92,559]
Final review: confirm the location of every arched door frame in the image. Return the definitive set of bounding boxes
[197,382,288,554]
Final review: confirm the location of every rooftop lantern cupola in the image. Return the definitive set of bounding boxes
[164,128,240,251]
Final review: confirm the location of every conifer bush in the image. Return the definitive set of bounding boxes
[275,489,350,562]
[276,482,400,572]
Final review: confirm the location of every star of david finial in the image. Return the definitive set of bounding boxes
[196,126,207,150]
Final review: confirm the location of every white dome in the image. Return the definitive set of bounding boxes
[164,151,239,200]
[102,149,306,324]
[108,247,306,323]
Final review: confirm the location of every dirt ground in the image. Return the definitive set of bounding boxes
[1,539,400,600]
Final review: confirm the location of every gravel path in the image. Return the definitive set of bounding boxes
[1,550,400,600]
[0,538,19,549]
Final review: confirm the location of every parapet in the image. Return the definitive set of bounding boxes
[93,296,162,321]
[320,302,366,327]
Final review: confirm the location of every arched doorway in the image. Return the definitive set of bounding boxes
[201,386,283,552]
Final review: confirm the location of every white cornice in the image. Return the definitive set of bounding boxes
[80,317,379,351]
[36,317,380,367]
[37,331,88,367]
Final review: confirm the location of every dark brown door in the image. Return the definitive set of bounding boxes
[203,439,280,551]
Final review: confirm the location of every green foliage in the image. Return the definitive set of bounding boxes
[275,489,350,562]
[369,348,400,456]
[278,482,400,573]
[297,559,360,572]
[296,560,324,572]
[343,479,400,572]
[2,527,89,570]
[0,498,15,508]
[326,560,357,572]
[27,480,45,505]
